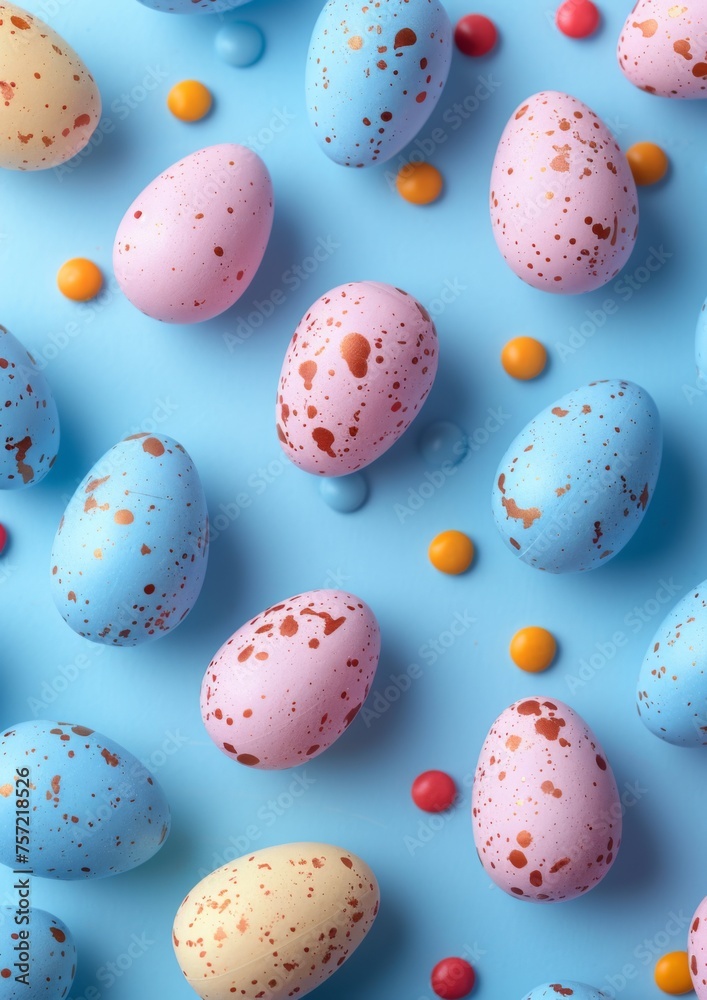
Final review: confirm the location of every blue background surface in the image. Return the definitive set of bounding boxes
[1,1,706,998]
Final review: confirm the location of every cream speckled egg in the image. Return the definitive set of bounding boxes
[113,144,273,324]
[277,282,438,475]
[490,91,638,294]
[618,0,707,99]
[690,897,707,998]
[201,589,380,769]
[173,843,379,1000]
[472,697,621,902]
[0,2,101,170]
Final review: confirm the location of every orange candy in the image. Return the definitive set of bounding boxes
[654,951,693,995]
[396,162,444,205]
[428,530,475,575]
[510,627,557,672]
[167,80,213,122]
[626,142,669,186]
[501,336,547,380]
[57,258,103,302]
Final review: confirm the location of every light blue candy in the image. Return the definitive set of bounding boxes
[319,473,368,513]
[695,295,707,380]
[418,420,468,468]
[216,21,265,67]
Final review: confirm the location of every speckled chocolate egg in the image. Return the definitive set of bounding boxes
[277,282,438,475]
[492,379,662,573]
[173,842,379,1000]
[696,295,707,378]
[0,325,59,490]
[306,0,452,167]
[0,2,100,171]
[637,583,707,746]
[50,433,208,646]
[138,0,252,10]
[490,91,638,294]
[113,144,273,323]
[0,720,170,879]
[524,984,610,1000]
[201,590,380,769]
[690,897,707,998]
[618,1,707,99]
[0,906,76,998]
[472,697,622,902]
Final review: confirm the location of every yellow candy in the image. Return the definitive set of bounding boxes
[396,162,444,205]
[167,80,213,122]
[501,336,547,380]
[428,530,475,575]
[57,258,103,302]
[510,627,556,672]
[626,142,669,187]
[654,951,693,995]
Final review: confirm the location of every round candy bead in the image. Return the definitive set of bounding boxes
[428,531,475,575]
[215,22,265,67]
[510,627,557,672]
[412,771,457,813]
[626,142,669,186]
[57,258,103,302]
[501,336,547,380]
[454,14,497,57]
[396,162,444,205]
[0,524,7,555]
[419,421,468,468]
[431,957,476,999]
[654,951,692,994]
[318,473,368,513]
[167,80,212,122]
[556,0,600,38]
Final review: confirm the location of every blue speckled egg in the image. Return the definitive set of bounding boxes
[0,721,170,880]
[137,0,253,12]
[524,985,609,1000]
[492,379,662,573]
[696,295,707,379]
[0,326,59,491]
[0,906,76,998]
[306,0,452,167]
[637,583,707,747]
[50,433,208,646]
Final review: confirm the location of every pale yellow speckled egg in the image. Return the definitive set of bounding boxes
[0,2,101,170]
[173,842,380,1000]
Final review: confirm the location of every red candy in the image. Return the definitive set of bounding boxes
[555,0,600,38]
[454,14,498,57]
[411,770,456,813]
[0,524,6,556]
[431,957,476,999]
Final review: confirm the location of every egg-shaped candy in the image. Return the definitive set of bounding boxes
[173,842,379,1000]
[306,0,452,167]
[637,583,707,747]
[201,590,380,769]
[472,697,621,902]
[490,91,638,294]
[524,985,610,1000]
[277,282,438,475]
[696,295,707,380]
[0,2,101,171]
[1,325,59,489]
[50,433,208,646]
[0,906,76,998]
[492,379,662,573]
[138,0,252,10]
[618,1,707,99]
[113,144,273,323]
[690,897,707,999]
[0,720,170,879]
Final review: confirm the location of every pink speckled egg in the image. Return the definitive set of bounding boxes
[472,697,621,902]
[618,1,707,98]
[200,590,380,769]
[490,91,638,294]
[690,897,707,998]
[113,144,273,323]
[277,282,438,475]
